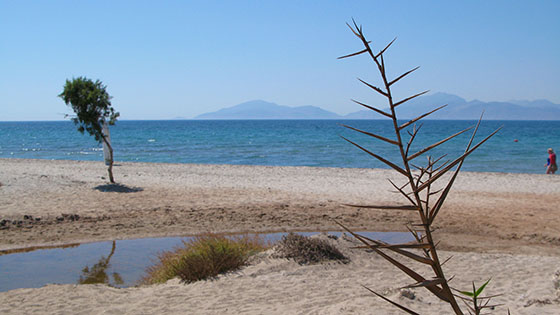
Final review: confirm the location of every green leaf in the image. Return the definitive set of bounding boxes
[460,291,474,297]
[475,279,491,297]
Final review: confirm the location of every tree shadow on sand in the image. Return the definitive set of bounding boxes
[94,183,143,193]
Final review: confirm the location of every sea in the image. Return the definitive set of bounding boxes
[0,120,558,174]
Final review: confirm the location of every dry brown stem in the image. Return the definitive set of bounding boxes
[338,19,501,314]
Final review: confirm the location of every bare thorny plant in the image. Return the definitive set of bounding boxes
[336,20,503,314]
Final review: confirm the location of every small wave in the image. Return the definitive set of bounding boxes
[148,139,156,142]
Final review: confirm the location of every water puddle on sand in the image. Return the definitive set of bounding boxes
[0,231,412,292]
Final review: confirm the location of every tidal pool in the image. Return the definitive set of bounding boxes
[0,231,412,292]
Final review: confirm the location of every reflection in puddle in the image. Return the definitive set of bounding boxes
[0,231,412,292]
[78,241,123,286]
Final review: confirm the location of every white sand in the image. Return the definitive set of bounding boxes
[1,159,559,313]
[1,234,559,314]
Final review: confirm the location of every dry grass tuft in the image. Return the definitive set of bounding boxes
[142,234,267,284]
[275,233,349,265]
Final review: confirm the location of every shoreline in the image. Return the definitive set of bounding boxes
[1,156,555,176]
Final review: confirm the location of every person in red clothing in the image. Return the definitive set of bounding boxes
[545,148,557,174]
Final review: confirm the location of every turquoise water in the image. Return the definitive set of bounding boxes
[0,231,411,292]
[0,120,558,174]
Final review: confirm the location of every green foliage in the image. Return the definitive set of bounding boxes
[142,234,267,285]
[58,77,119,143]
[455,279,502,315]
[460,279,491,298]
[275,233,349,265]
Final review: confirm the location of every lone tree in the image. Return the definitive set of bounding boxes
[59,77,119,183]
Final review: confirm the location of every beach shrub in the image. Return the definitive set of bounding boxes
[142,234,267,284]
[275,233,348,265]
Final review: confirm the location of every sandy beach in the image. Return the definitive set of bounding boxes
[1,158,559,313]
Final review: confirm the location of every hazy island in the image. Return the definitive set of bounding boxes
[195,93,560,120]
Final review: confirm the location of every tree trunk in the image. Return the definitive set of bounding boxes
[108,158,115,183]
[102,135,115,184]
[107,141,115,183]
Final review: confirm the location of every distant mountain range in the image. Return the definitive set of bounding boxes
[194,93,560,120]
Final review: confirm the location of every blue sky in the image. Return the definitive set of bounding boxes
[1,0,559,121]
